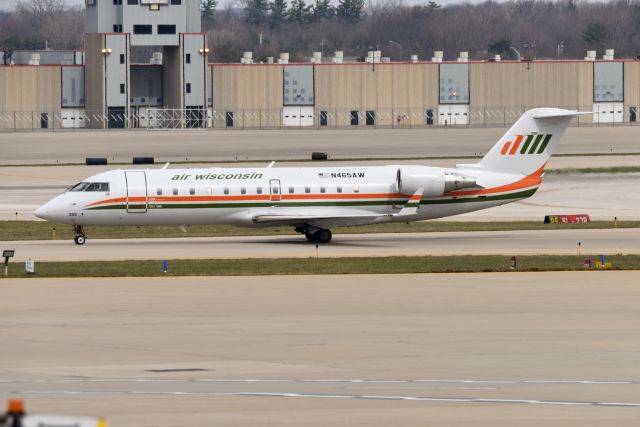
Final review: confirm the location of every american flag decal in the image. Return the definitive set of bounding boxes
[318,173,331,178]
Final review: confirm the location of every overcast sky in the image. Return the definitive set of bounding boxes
[0,0,479,11]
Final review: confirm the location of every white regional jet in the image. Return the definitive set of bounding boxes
[36,108,582,245]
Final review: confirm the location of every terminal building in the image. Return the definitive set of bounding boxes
[0,2,639,130]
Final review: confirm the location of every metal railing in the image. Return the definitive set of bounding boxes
[1,105,638,132]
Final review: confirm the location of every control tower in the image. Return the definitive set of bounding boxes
[84,0,208,128]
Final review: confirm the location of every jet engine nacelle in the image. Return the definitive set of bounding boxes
[396,167,477,196]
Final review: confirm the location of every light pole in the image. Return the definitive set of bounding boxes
[523,43,534,70]
[368,44,379,72]
[389,40,403,61]
[557,41,564,59]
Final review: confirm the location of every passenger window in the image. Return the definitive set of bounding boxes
[320,186,326,193]
[157,188,162,196]
[189,188,195,195]
[257,186,263,194]
[173,188,178,196]
[305,186,310,193]
[224,187,229,195]
[337,186,342,193]
[241,187,246,195]
[289,186,294,194]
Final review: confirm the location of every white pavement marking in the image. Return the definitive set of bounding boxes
[8,390,640,408]
[2,378,639,385]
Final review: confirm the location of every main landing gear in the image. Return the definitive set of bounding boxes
[296,227,332,243]
[73,225,86,245]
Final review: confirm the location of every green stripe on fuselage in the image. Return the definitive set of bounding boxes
[86,188,538,211]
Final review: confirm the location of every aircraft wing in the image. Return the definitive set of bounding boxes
[252,209,392,228]
[251,189,424,228]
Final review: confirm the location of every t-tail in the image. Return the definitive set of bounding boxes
[477,108,588,176]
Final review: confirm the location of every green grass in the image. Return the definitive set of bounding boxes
[2,255,637,278]
[1,220,638,241]
[547,166,640,174]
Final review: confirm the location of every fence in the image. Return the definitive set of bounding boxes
[1,105,638,131]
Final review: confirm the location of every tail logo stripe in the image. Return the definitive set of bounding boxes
[537,134,553,154]
[500,141,512,155]
[499,134,553,156]
[508,134,524,155]
[528,134,545,154]
[520,135,535,154]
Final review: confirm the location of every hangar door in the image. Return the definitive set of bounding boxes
[125,171,148,213]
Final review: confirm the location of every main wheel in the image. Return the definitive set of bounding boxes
[313,229,332,243]
[74,235,86,245]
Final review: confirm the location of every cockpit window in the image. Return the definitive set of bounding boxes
[68,182,91,192]
[86,182,110,192]
[68,182,110,192]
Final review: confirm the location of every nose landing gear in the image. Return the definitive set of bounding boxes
[73,225,86,245]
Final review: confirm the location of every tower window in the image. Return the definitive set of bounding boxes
[186,83,191,93]
[186,53,191,64]
[158,25,176,35]
[133,25,152,35]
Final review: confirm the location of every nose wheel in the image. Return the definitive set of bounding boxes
[73,225,86,245]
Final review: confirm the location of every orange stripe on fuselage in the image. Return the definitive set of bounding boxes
[447,163,546,197]
[87,193,407,207]
[280,192,405,200]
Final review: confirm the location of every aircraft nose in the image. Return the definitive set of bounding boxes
[35,201,55,221]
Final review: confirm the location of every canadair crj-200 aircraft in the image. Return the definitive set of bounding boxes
[36,108,584,245]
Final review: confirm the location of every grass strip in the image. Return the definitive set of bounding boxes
[2,255,638,278]
[547,166,640,174]
[1,220,639,241]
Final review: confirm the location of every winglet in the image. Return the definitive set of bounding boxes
[396,188,423,217]
[162,162,170,170]
[267,161,276,168]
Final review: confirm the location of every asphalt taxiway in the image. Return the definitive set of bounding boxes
[3,228,639,262]
[2,272,640,426]
[1,126,639,165]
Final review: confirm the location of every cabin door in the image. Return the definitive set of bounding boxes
[125,171,148,213]
[269,179,281,202]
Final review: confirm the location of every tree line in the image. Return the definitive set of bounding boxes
[2,0,640,64]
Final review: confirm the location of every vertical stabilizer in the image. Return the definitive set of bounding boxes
[478,108,584,175]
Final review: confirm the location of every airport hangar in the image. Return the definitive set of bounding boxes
[1,0,640,131]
